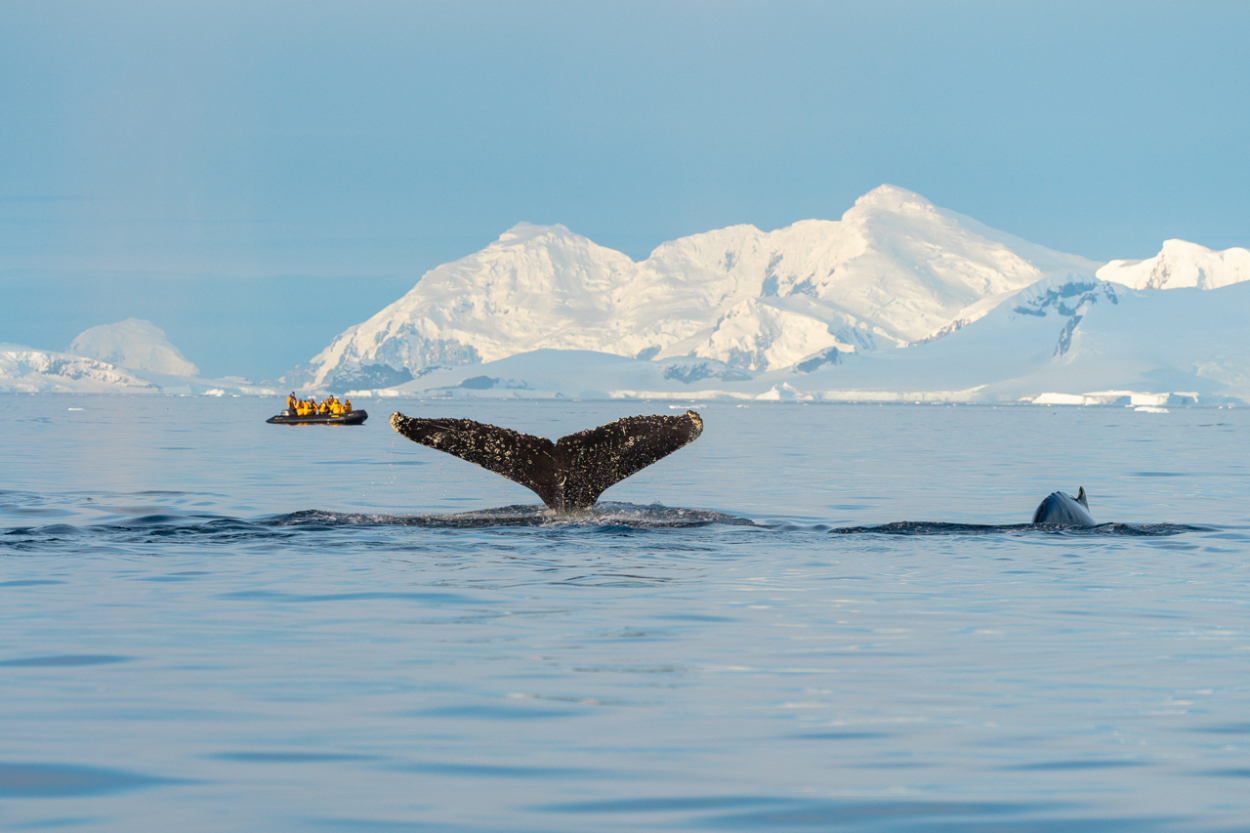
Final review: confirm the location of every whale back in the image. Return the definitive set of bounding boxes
[390,411,703,512]
[1031,488,1095,526]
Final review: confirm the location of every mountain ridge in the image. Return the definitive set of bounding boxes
[338,275,1249,406]
[1097,239,1250,290]
[7,186,1250,404]
[298,185,1102,387]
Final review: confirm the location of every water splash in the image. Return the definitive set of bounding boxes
[273,502,754,529]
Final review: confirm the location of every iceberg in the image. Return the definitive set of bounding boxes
[68,318,200,377]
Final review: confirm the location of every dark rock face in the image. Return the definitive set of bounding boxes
[794,348,842,373]
[457,375,497,390]
[329,363,414,389]
[389,411,704,511]
[661,363,752,384]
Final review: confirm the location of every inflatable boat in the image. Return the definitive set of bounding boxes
[266,409,368,426]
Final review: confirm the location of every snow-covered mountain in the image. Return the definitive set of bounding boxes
[298,185,1100,387]
[0,345,159,393]
[348,274,1250,406]
[10,186,1245,404]
[67,318,200,376]
[1,334,274,396]
[1097,239,1250,290]
[784,274,1250,404]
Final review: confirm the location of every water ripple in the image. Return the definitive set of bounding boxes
[273,502,754,529]
[0,655,130,668]
[0,762,174,798]
[828,522,1206,536]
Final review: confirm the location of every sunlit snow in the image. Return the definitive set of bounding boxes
[67,318,201,377]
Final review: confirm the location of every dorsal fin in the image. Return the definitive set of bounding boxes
[1076,486,1088,508]
[1032,489,1096,526]
[390,411,703,511]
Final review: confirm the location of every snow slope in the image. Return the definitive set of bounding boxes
[775,275,1250,403]
[342,275,1250,405]
[0,345,159,393]
[68,319,200,376]
[1097,239,1250,290]
[300,185,1100,386]
[0,341,274,397]
[1003,278,1250,402]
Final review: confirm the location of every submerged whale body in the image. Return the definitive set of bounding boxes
[389,410,704,512]
[1032,487,1095,526]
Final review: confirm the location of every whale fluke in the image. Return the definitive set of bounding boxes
[389,410,704,512]
[1032,487,1095,526]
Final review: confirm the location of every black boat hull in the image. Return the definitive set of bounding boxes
[266,409,368,426]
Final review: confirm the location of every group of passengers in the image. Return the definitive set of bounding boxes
[286,392,353,417]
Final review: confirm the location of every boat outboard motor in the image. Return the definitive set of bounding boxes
[1032,487,1095,526]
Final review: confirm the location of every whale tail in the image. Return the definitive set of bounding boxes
[389,410,704,512]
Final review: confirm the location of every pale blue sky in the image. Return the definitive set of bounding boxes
[2,1,1247,378]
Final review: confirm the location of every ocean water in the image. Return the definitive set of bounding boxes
[2,395,1249,832]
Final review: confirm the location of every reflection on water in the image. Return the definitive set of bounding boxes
[2,396,1250,832]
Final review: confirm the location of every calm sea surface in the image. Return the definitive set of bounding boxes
[3,395,1249,832]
